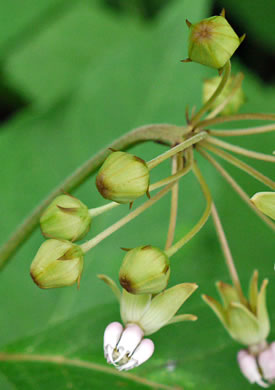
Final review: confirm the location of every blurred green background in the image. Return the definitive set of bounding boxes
[0,0,274,388]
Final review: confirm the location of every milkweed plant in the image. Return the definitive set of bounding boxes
[1,9,275,388]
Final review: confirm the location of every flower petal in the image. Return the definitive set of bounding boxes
[237,350,268,387]
[258,342,275,382]
[228,302,260,345]
[202,294,229,330]
[251,192,275,220]
[120,289,151,325]
[257,279,270,340]
[115,324,144,362]
[118,339,154,371]
[139,283,198,335]
[249,270,258,315]
[98,274,121,302]
[104,322,123,363]
[216,281,240,307]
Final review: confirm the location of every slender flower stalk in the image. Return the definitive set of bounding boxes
[147,132,207,169]
[89,202,119,217]
[201,142,275,190]
[194,113,275,130]
[206,136,275,162]
[211,202,246,304]
[198,147,275,232]
[165,161,212,257]
[208,123,275,137]
[190,61,231,126]
[80,183,176,253]
[205,72,244,119]
[165,152,186,249]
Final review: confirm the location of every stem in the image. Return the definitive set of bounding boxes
[0,123,185,269]
[89,202,119,217]
[208,123,275,137]
[80,183,175,253]
[202,142,275,190]
[211,202,246,304]
[195,113,275,130]
[198,147,275,232]
[147,131,207,169]
[165,153,183,250]
[165,161,212,257]
[206,136,275,162]
[205,72,244,120]
[191,61,231,126]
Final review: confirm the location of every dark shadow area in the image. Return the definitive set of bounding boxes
[212,1,275,84]
[0,71,29,124]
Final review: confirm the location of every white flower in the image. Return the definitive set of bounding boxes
[237,343,275,388]
[104,322,154,371]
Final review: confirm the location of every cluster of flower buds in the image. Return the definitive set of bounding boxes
[184,11,245,69]
[30,150,152,289]
[238,343,275,387]
[101,275,197,370]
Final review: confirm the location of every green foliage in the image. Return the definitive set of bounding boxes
[0,0,274,388]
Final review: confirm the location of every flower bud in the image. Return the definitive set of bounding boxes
[203,75,245,115]
[251,192,275,220]
[186,15,244,69]
[40,194,91,241]
[96,151,150,204]
[119,246,170,295]
[30,239,84,289]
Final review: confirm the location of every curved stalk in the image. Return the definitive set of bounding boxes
[80,182,175,253]
[198,147,275,232]
[208,123,275,137]
[201,142,275,190]
[190,61,231,126]
[206,136,275,162]
[147,131,207,169]
[165,161,212,258]
[165,153,184,250]
[211,202,247,305]
[195,113,275,130]
[205,72,244,120]
[0,124,185,269]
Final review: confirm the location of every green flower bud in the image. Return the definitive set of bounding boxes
[119,246,170,295]
[251,192,275,220]
[96,151,150,204]
[203,75,245,115]
[30,239,84,289]
[186,15,245,69]
[40,195,91,241]
[202,271,270,346]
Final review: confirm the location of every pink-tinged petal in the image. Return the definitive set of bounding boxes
[118,339,154,371]
[237,350,268,388]
[103,322,123,362]
[115,324,144,362]
[259,343,275,382]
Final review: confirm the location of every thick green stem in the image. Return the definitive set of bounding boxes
[165,161,212,257]
[190,61,231,126]
[201,142,275,190]
[206,136,275,162]
[0,124,185,269]
[147,131,207,169]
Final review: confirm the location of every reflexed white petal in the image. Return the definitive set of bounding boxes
[237,350,268,388]
[258,342,275,382]
[118,339,154,371]
[103,322,123,362]
[115,324,143,362]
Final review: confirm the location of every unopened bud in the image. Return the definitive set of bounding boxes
[96,151,150,204]
[186,15,244,69]
[203,75,245,115]
[30,239,84,289]
[119,245,170,295]
[40,194,91,241]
